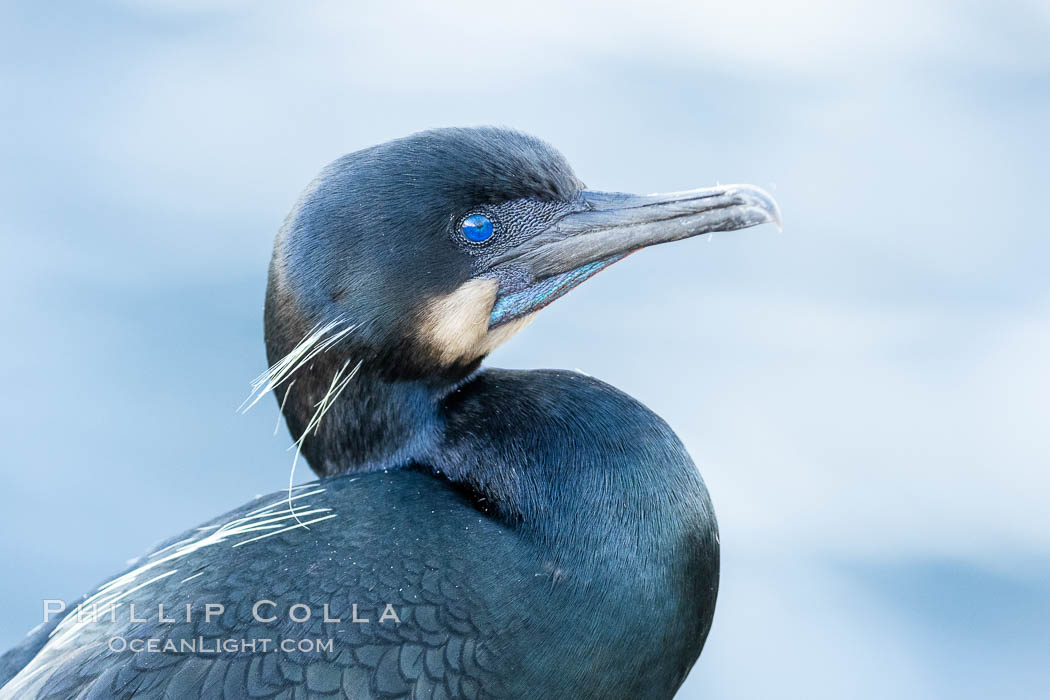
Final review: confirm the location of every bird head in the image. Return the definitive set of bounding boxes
[265,127,780,384]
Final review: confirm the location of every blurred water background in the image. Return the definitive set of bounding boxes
[1,2,1048,697]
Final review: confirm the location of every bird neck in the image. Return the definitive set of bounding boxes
[278,356,715,579]
[277,352,450,477]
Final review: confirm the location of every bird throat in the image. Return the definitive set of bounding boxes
[417,278,535,367]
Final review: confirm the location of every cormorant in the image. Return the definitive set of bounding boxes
[0,127,780,699]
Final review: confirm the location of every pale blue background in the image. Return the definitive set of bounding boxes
[2,1,1048,697]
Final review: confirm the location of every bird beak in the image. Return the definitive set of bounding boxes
[487,184,781,327]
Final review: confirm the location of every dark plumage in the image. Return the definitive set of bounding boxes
[1,127,778,699]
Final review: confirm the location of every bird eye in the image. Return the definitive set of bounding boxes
[461,213,494,243]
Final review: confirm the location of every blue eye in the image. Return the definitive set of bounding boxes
[461,214,494,243]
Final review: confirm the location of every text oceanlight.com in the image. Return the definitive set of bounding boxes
[107,637,335,654]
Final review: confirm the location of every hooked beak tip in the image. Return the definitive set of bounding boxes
[727,183,782,232]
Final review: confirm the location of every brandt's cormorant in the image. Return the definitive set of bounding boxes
[0,127,780,699]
